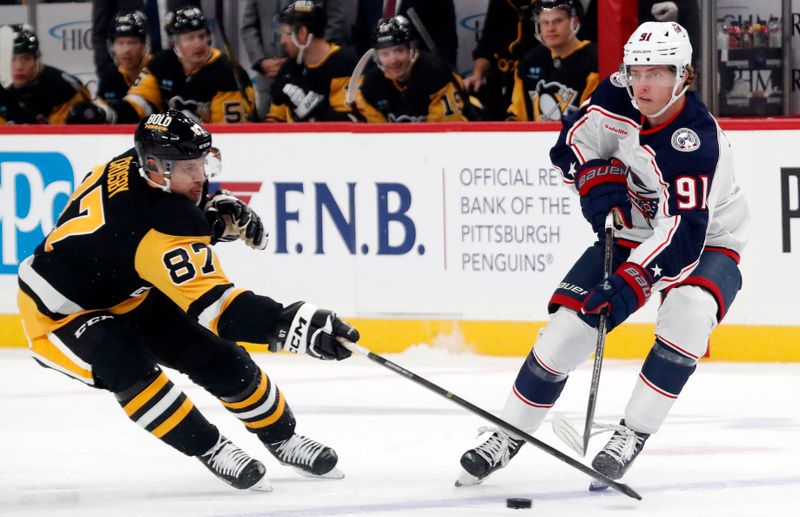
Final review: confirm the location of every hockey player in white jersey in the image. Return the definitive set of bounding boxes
[456,21,749,487]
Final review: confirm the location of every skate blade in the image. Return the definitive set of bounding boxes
[454,469,484,487]
[289,465,344,480]
[589,480,610,492]
[248,473,273,492]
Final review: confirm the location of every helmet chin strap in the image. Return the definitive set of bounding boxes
[139,159,172,193]
[291,31,313,64]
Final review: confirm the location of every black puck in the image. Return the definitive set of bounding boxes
[506,497,532,509]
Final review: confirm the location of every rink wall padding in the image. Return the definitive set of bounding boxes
[1,122,799,361]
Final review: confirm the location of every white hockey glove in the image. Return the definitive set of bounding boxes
[651,2,678,22]
[205,190,268,250]
[282,83,324,120]
[268,302,359,361]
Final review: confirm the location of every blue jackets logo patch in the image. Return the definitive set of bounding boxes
[671,128,701,152]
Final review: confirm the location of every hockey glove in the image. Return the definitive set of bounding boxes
[205,190,268,250]
[581,262,653,330]
[282,83,324,120]
[576,158,633,236]
[268,302,359,360]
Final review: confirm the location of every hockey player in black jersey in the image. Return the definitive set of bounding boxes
[507,0,598,121]
[110,7,254,124]
[266,1,356,122]
[96,11,151,105]
[0,24,92,124]
[17,110,360,491]
[355,16,468,123]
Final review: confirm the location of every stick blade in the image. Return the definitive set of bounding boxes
[551,413,585,456]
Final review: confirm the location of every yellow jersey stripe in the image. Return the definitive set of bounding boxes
[222,371,267,410]
[244,392,286,429]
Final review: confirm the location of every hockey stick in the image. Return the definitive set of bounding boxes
[206,13,256,121]
[345,48,374,122]
[551,212,617,456]
[338,338,642,500]
[405,8,482,121]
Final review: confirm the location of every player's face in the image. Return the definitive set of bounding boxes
[112,36,146,71]
[174,29,211,68]
[377,45,412,82]
[168,157,207,203]
[538,9,574,49]
[279,24,300,59]
[627,65,678,116]
[11,53,37,87]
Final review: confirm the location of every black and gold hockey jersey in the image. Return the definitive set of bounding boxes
[116,48,254,123]
[356,51,468,123]
[0,65,91,124]
[17,149,283,346]
[266,44,355,122]
[96,56,153,104]
[508,40,598,121]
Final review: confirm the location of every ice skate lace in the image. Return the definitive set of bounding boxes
[204,438,251,477]
[473,427,514,467]
[273,434,324,467]
[599,424,644,464]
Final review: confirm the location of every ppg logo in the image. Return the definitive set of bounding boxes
[0,153,74,274]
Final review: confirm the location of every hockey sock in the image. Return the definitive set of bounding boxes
[625,338,698,433]
[500,351,568,435]
[115,369,218,456]
[218,368,296,443]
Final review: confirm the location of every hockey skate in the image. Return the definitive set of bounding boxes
[198,435,271,491]
[455,427,524,487]
[265,433,343,479]
[588,420,649,492]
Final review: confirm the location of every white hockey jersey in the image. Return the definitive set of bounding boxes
[550,74,749,291]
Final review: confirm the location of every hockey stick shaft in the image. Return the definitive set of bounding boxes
[346,48,374,122]
[581,212,616,455]
[339,338,641,500]
[405,8,481,121]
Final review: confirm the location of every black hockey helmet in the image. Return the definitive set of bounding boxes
[109,10,148,42]
[135,111,212,168]
[278,1,327,37]
[534,0,579,19]
[165,6,208,36]
[10,24,39,56]
[372,16,414,49]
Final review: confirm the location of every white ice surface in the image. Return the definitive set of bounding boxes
[1,346,798,517]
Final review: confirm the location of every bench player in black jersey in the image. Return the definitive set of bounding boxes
[0,24,92,124]
[110,7,254,124]
[17,111,360,491]
[96,11,152,106]
[266,1,356,122]
[507,0,598,121]
[354,16,468,123]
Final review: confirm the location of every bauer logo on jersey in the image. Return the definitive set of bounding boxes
[671,128,700,152]
[0,152,74,274]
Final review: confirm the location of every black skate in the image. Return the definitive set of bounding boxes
[456,427,524,487]
[198,435,271,491]
[265,433,343,479]
[589,420,649,492]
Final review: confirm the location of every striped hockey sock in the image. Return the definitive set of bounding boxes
[219,369,295,443]
[115,369,218,456]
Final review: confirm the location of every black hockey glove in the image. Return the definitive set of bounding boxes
[205,190,268,249]
[576,158,633,236]
[268,302,359,361]
[281,83,324,120]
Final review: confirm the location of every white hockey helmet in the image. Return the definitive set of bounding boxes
[622,21,692,117]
